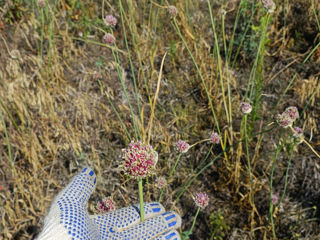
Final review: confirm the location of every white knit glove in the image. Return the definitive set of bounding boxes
[36,167,181,240]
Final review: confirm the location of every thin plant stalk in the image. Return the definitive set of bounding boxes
[207,0,230,124]
[97,80,131,140]
[269,131,283,239]
[171,19,220,134]
[159,153,182,202]
[244,115,254,206]
[279,145,294,205]
[111,44,141,140]
[119,3,142,121]
[138,178,145,222]
[190,207,201,234]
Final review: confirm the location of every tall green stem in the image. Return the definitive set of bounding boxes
[190,207,201,233]
[138,179,145,222]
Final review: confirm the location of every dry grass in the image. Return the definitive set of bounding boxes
[0,0,319,239]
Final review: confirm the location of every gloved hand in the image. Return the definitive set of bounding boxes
[36,167,181,240]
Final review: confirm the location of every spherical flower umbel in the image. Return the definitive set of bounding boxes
[276,113,292,128]
[284,106,299,122]
[262,0,276,13]
[103,33,116,45]
[277,106,299,128]
[194,192,209,209]
[104,15,117,27]
[168,5,178,17]
[155,176,167,189]
[240,102,252,114]
[176,139,190,153]
[121,140,158,179]
[271,194,279,205]
[210,132,220,144]
[96,197,115,214]
[37,0,45,7]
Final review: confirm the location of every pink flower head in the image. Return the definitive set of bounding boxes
[284,106,299,122]
[210,132,220,144]
[168,5,178,17]
[293,127,303,138]
[276,113,292,128]
[262,0,276,13]
[103,33,116,45]
[104,15,117,27]
[37,0,45,7]
[176,139,190,153]
[155,176,167,189]
[194,192,209,209]
[271,194,279,205]
[121,140,158,179]
[240,102,252,114]
[96,197,115,213]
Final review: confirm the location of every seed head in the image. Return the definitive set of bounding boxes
[103,33,116,45]
[121,140,158,179]
[168,5,178,17]
[262,0,276,13]
[104,15,117,27]
[176,139,190,153]
[96,197,115,213]
[210,132,220,144]
[240,102,252,114]
[194,192,209,209]
[155,176,167,189]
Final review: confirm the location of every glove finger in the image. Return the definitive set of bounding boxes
[58,167,97,204]
[153,230,181,240]
[92,202,166,234]
[112,211,181,240]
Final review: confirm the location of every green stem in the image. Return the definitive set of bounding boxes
[159,153,182,201]
[189,207,201,234]
[269,130,283,240]
[138,178,145,222]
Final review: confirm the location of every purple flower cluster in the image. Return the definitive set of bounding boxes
[194,192,209,209]
[104,15,117,27]
[176,139,190,153]
[103,33,116,45]
[155,176,167,189]
[262,0,276,13]
[240,102,252,114]
[276,106,299,128]
[210,132,220,144]
[121,140,158,179]
[96,197,115,214]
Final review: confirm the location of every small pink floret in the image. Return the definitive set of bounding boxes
[155,176,167,189]
[284,106,299,122]
[104,15,117,27]
[194,192,209,209]
[168,6,178,17]
[103,33,115,45]
[240,102,252,114]
[96,197,115,213]
[293,127,303,138]
[271,194,279,205]
[210,132,220,144]
[176,139,190,153]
